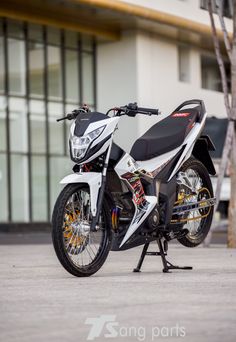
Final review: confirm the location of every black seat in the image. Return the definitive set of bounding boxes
[130,106,201,161]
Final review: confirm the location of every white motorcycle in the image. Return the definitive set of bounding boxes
[52,101,216,277]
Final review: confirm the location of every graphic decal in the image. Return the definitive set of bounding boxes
[172,112,190,117]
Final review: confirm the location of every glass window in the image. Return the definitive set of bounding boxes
[200,0,233,19]
[28,23,43,42]
[47,27,60,45]
[201,55,231,92]
[32,156,47,221]
[0,96,6,151]
[48,102,64,154]
[65,50,79,103]
[178,45,190,83]
[0,18,3,36]
[7,19,24,39]
[29,42,44,98]
[65,103,76,155]
[65,31,78,49]
[81,34,93,52]
[8,38,26,95]
[47,46,62,100]
[30,100,46,153]
[9,97,27,153]
[50,156,72,214]
[11,154,29,222]
[0,36,4,92]
[0,20,96,224]
[0,153,8,221]
[82,52,94,105]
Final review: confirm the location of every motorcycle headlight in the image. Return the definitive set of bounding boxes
[70,125,105,161]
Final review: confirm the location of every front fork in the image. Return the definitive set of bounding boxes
[90,139,113,231]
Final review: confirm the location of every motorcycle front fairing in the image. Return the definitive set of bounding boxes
[60,112,119,217]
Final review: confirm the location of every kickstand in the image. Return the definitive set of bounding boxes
[133,238,192,273]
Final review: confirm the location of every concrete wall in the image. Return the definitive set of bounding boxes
[97,31,140,151]
[97,30,226,152]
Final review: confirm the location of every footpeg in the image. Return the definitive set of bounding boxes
[166,229,189,241]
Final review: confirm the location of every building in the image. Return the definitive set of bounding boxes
[0,0,231,228]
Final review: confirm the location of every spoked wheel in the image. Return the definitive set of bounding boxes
[52,184,112,277]
[175,157,214,247]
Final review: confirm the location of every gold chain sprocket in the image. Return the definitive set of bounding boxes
[171,187,211,223]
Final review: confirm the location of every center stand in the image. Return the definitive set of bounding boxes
[133,238,192,273]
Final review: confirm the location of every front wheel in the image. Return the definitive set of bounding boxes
[52,184,112,277]
[176,157,214,247]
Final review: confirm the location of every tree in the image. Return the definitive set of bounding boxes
[207,0,236,247]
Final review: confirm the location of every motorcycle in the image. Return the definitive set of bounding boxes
[52,100,216,277]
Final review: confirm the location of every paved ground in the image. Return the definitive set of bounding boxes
[0,243,236,342]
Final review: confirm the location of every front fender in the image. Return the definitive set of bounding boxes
[60,172,102,216]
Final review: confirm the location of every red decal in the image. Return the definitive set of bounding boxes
[172,112,190,117]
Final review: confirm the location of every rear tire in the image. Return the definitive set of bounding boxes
[52,184,112,277]
[177,157,214,247]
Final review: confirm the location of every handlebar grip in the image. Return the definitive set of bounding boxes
[137,107,159,115]
[56,117,67,122]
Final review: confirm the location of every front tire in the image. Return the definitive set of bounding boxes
[176,157,214,247]
[52,184,112,277]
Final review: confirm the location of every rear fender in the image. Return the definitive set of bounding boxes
[60,172,102,216]
[192,136,216,175]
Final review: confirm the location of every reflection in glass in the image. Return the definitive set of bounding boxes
[47,27,60,45]
[7,19,24,38]
[50,156,72,213]
[49,102,64,154]
[0,154,8,221]
[66,104,76,155]
[28,23,43,42]
[29,42,44,98]
[0,18,3,36]
[65,30,78,48]
[47,46,62,100]
[30,100,46,153]
[66,50,79,103]
[32,156,47,221]
[9,97,27,153]
[8,39,26,95]
[0,96,6,151]
[11,154,29,222]
[81,34,93,51]
[82,52,94,105]
[0,37,4,92]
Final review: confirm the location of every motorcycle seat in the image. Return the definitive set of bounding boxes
[130,106,201,161]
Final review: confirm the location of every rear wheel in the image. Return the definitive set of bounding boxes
[52,184,112,277]
[176,157,214,247]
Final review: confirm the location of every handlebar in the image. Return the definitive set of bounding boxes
[136,106,159,115]
[57,103,160,122]
[56,105,91,122]
[106,102,160,117]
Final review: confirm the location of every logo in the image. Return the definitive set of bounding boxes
[172,112,190,117]
[85,315,186,340]
[85,315,118,340]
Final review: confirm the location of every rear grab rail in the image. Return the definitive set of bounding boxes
[173,99,206,122]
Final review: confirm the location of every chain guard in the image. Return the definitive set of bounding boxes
[171,188,215,223]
